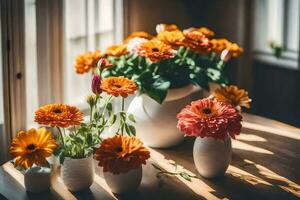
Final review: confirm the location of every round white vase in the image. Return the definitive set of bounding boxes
[24,166,51,193]
[193,136,232,178]
[128,84,200,148]
[103,166,142,194]
[61,156,94,192]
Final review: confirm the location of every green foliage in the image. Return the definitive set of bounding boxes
[56,95,114,163]
[103,47,228,104]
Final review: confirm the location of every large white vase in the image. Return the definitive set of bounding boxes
[61,156,94,192]
[193,136,232,178]
[103,166,142,194]
[128,84,200,148]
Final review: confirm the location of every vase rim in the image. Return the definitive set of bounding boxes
[165,84,201,102]
[64,155,93,161]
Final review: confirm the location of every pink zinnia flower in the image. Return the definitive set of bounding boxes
[91,74,102,95]
[177,98,242,140]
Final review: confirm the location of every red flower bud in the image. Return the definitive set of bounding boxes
[91,74,102,95]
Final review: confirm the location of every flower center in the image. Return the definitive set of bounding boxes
[113,84,122,89]
[152,47,159,52]
[202,107,212,115]
[115,146,123,153]
[26,144,36,151]
[53,109,62,114]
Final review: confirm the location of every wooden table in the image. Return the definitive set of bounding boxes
[1,113,300,200]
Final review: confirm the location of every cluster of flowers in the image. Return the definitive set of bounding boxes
[10,59,150,174]
[74,24,243,74]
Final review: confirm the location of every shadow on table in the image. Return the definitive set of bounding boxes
[154,131,300,200]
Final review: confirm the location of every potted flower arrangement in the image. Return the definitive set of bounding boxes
[9,128,58,193]
[73,24,243,148]
[95,135,150,194]
[176,86,250,178]
[90,64,150,194]
[34,58,148,193]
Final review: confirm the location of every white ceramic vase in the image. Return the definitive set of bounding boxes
[193,136,232,178]
[61,156,94,192]
[103,166,142,194]
[24,166,51,193]
[128,84,200,148]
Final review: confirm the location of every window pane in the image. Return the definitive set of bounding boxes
[25,0,39,128]
[63,0,115,106]
[286,0,299,52]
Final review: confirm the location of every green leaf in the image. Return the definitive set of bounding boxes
[106,102,112,112]
[144,77,170,104]
[179,172,192,182]
[128,113,136,123]
[109,114,117,125]
[87,134,93,145]
[59,155,65,164]
[128,125,136,136]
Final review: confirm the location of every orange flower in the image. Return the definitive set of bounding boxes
[101,76,137,98]
[10,128,58,169]
[182,30,212,55]
[212,85,251,111]
[156,30,185,47]
[156,24,179,33]
[137,39,175,62]
[74,50,102,74]
[211,38,230,53]
[227,43,243,58]
[95,135,150,174]
[211,39,243,57]
[124,31,154,43]
[34,104,83,128]
[105,44,129,57]
[184,27,215,38]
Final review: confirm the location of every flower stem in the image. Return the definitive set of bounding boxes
[56,127,65,146]
[121,97,125,135]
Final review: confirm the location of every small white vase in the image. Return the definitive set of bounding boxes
[128,84,200,148]
[61,156,94,192]
[24,166,51,193]
[103,166,142,194]
[193,136,231,178]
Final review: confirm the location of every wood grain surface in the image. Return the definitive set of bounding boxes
[0,113,299,200]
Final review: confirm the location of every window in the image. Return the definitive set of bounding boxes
[22,0,123,129]
[253,0,299,69]
[63,0,117,107]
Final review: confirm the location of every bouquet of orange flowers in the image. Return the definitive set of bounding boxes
[74,24,243,104]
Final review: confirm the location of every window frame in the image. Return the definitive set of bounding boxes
[253,0,300,70]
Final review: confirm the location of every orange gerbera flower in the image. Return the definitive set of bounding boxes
[95,135,150,174]
[124,31,154,43]
[105,44,129,57]
[184,27,215,38]
[101,76,137,98]
[10,128,58,169]
[34,104,83,128]
[182,30,212,55]
[212,85,251,111]
[156,30,185,48]
[211,39,243,57]
[74,50,102,74]
[156,24,179,33]
[137,39,175,62]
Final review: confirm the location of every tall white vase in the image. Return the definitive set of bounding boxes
[61,156,94,192]
[193,137,232,178]
[103,166,142,194]
[128,84,200,148]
